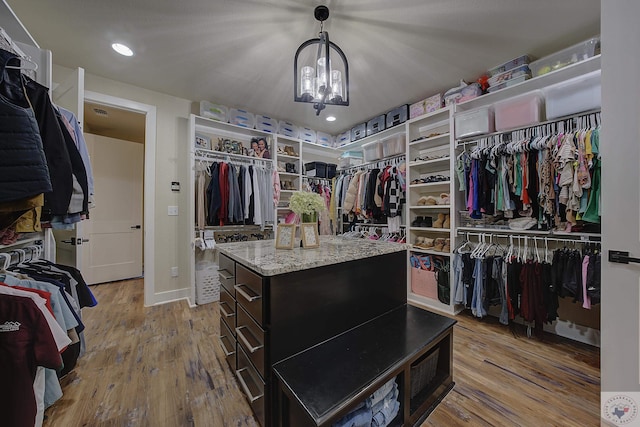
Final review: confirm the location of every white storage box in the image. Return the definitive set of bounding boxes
[278,120,299,139]
[530,36,600,77]
[494,91,544,131]
[200,101,228,122]
[195,261,220,304]
[542,70,601,119]
[454,107,495,139]
[300,127,317,143]
[487,75,529,93]
[362,141,383,162]
[229,108,255,128]
[381,132,406,157]
[336,131,351,146]
[316,131,333,146]
[255,114,277,133]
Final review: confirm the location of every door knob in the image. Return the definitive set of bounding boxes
[131,225,141,229]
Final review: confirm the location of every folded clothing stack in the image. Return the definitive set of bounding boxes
[332,378,400,427]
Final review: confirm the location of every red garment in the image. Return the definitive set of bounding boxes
[218,162,229,226]
[0,294,61,427]
[0,283,53,315]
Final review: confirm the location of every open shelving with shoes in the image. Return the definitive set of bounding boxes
[405,106,458,315]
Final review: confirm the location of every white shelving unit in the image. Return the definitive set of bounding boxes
[449,56,602,345]
[405,106,458,314]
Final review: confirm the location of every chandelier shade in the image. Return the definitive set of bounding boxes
[293,6,349,116]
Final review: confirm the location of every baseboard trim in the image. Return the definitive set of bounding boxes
[150,288,192,307]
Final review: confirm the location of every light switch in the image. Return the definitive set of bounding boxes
[168,206,179,216]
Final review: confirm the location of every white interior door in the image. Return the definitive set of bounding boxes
[83,133,143,284]
[51,67,85,268]
[601,1,640,425]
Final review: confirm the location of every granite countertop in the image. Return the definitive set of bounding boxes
[216,236,408,276]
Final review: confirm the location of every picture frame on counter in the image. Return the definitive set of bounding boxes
[275,224,296,249]
[300,223,320,249]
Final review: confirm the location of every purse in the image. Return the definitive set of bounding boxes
[410,255,438,299]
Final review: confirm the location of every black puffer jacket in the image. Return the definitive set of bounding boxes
[0,49,52,203]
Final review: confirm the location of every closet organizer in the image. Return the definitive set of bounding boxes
[450,58,602,345]
[334,155,407,236]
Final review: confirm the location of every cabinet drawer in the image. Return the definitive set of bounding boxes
[219,318,236,372]
[235,264,264,325]
[237,345,266,427]
[218,254,236,294]
[236,304,266,380]
[219,287,236,333]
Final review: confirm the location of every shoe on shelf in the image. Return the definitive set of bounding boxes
[420,216,433,228]
[434,238,446,252]
[437,193,450,205]
[411,216,425,227]
[417,196,429,206]
[414,236,425,248]
[422,237,435,249]
[442,238,451,253]
[433,213,445,228]
[443,214,450,229]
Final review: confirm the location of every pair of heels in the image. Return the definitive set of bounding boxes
[417,193,449,206]
[281,181,295,190]
[433,213,450,229]
[284,146,298,157]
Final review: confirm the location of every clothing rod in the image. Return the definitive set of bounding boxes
[339,153,406,172]
[195,148,273,163]
[457,231,601,244]
[455,108,602,146]
[195,155,272,168]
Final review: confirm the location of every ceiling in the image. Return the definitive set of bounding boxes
[84,102,146,144]
[8,0,600,135]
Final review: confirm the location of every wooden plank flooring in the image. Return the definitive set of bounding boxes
[44,279,600,427]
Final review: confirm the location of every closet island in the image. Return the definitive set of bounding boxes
[216,236,455,426]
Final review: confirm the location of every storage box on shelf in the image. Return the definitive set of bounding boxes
[529,36,600,78]
[493,90,545,131]
[454,106,495,139]
[366,115,386,136]
[487,54,532,77]
[542,70,601,119]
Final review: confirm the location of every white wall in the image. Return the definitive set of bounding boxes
[601,0,640,393]
[54,64,193,302]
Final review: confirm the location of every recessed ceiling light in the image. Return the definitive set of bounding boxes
[326,115,336,122]
[112,43,134,57]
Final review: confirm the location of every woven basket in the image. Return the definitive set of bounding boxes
[410,348,440,398]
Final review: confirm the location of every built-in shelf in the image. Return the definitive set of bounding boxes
[280,189,296,194]
[336,124,407,152]
[410,247,450,256]
[338,153,406,172]
[407,107,451,125]
[455,55,601,111]
[408,133,450,147]
[409,205,451,210]
[409,181,450,189]
[277,153,300,161]
[409,227,450,232]
[0,236,43,251]
[408,157,450,168]
[408,294,461,316]
[194,115,272,139]
[278,172,300,178]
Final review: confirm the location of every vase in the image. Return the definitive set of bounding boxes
[301,212,318,223]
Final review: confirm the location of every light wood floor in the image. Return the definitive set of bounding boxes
[44,279,600,427]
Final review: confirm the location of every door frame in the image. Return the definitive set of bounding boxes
[84,90,157,307]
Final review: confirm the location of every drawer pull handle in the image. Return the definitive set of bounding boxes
[217,335,235,357]
[235,284,262,302]
[236,368,264,403]
[219,302,235,318]
[218,269,234,280]
[236,326,264,353]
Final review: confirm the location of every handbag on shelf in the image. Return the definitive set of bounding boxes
[410,255,438,300]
